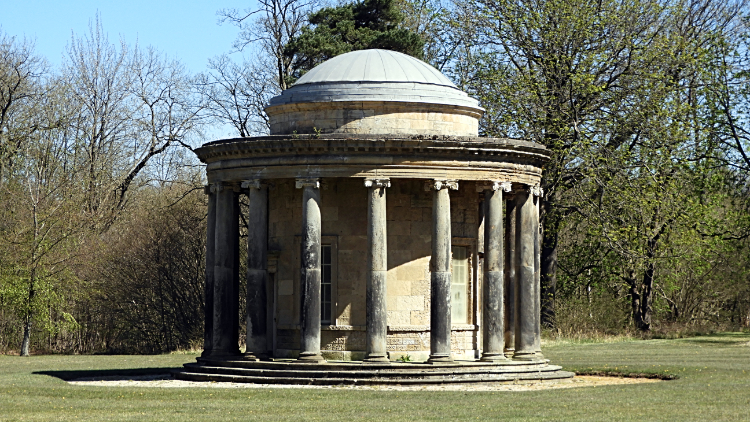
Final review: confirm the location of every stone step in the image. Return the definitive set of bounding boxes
[195,358,550,372]
[182,362,563,380]
[172,369,575,386]
[185,364,561,379]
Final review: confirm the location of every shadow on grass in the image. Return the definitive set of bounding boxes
[574,369,678,380]
[647,331,750,346]
[676,333,750,346]
[35,367,181,381]
[678,339,749,346]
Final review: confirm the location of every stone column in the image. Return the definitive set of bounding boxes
[232,191,241,351]
[427,179,458,363]
[364,178,390,363]
[514,187,537,360]
[504,194,517,358]
[479,181,511,361]
[212,183,240,356]
[296,178,325,363]
[244,180,269,361]
[531,184,544,359]
[202,185,217,357]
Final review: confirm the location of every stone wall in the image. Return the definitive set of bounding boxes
[268,177,480,360]
[267,101,481,137]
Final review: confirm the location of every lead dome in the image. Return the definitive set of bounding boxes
[266,49,484,136]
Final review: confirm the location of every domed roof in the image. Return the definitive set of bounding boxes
[267,49,482,110]
[294,49,456,87]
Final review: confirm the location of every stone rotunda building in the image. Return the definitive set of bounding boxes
[176,49,572,384]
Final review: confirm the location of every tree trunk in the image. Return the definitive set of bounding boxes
[634,229,660,332]
[23,206,39,356]
[625,269,643,329]
[541,228,558,328]
[540,197,558,328]
[21,317,32,356]
[638,260,655,331]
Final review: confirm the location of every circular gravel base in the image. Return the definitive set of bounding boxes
[68,375,660,391]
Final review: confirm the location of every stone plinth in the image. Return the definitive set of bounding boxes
[174,357,574,385]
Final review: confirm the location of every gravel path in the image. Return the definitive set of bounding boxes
[68,375,660,391]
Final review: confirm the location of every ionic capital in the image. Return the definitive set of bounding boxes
[208,183,224,194]
[364,178,391,188]
[476,181,512,192]
[241,179,264,190]
[295,178,321,189]
[530,184,544,197]
[424,179,459,191]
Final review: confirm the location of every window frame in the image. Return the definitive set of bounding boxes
[294,235,338,327]
[320,243,334,325]
[450,238,476,326]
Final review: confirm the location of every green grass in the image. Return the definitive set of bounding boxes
[1,333,749,421]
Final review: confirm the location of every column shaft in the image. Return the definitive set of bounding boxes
[514,189,536,360]
[232,195,240,350]
[202,186,216,357]
[504,197,517,357]
[429,182,454,363]
[365,179,389,362]
[212,185,240,356]
[481,187,507,361]
[532,192,544,358]
[298,181,324,362]
[245,182,269,360]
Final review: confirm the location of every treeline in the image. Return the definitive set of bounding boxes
[1,0,750,355]
[0,18,211,355]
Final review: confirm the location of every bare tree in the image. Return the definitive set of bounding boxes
[119,46,207,209]
[218,0,314,90]
[0,31,48,185]
[710,16,750,176]
[396,0,458,70]
[198,55,275,136]
[63,16,135,218]
[63,16,206,220]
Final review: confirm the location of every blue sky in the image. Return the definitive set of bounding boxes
[2,0,251,74]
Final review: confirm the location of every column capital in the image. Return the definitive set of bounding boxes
[296,178,321,189]
[476,181,512,192]
[364,178,391,188]
[241,179,266,190]
[530,184,544,197]
[208,183,225,194]
[424,179,459,191]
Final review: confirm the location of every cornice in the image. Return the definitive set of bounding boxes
[195,135,551,166]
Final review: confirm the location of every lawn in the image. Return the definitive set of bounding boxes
[1,333,749,421]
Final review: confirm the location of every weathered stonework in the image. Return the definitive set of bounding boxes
[267,101,481,136]
[198,135,548,186]
[185,49,565,385]
[266,178,482,360]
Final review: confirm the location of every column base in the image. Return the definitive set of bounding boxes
[363,354,390,363]
[297,352,326,363]
[504,348,515,359]
[480,352,509,362]
[202,349,241,358]
[512,351,539,361]
[242,352,270,361]
[426,353,454,364]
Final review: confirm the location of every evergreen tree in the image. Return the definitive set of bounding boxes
[284,0,424,84]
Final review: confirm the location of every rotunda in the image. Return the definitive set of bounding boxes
[175,49,572,384]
